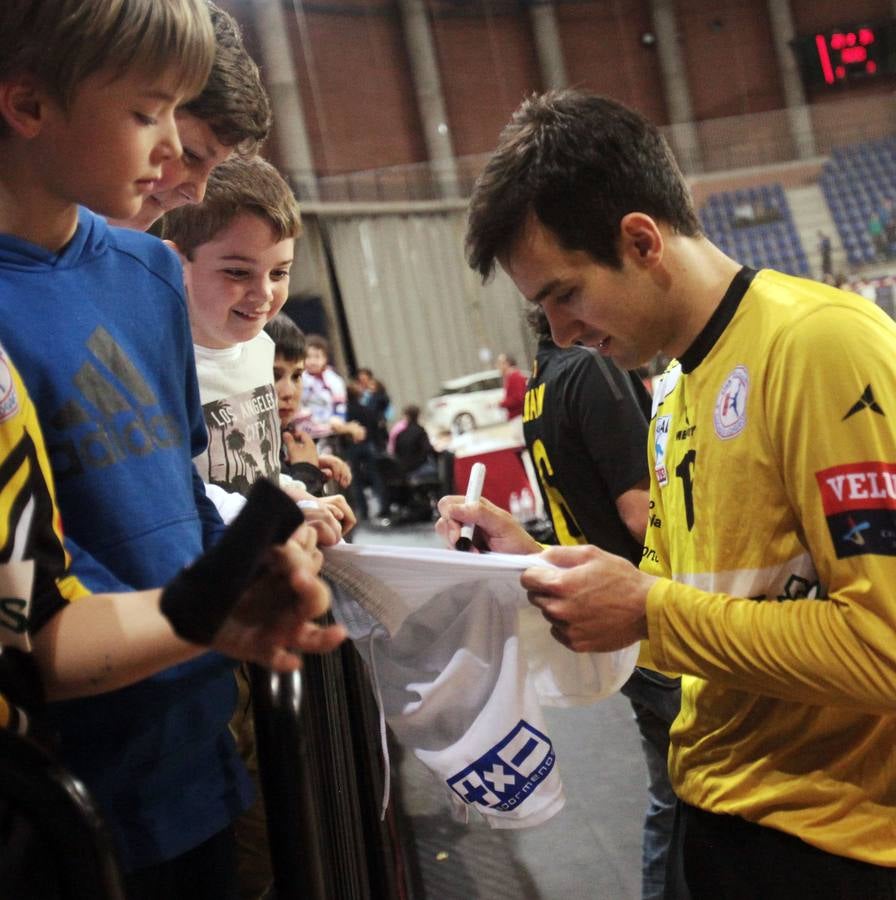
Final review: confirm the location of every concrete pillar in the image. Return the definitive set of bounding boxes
[398,0,460,199]
[529,0,568,91]
[650,0,703,174]
[250,0,319,200]
[767,0,817,159]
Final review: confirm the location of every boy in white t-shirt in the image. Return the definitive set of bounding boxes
[162,154,354,535]
[163,153,358,897]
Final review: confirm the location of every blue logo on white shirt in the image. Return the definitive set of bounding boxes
[447,720,555,812]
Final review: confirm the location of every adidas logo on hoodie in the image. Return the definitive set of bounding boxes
[47,326,182,479]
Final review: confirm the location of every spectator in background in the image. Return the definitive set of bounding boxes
[869,211,888,260]
[386,404,445,523]
[387,409,411,455]
[883,199,896,258]
[300,335,364,455]
[356,368,391,451]
[817,230,832,278]
[498,352,528,420]
[394,405,438,481]
[732,200,755,227]
[346,379,389,523]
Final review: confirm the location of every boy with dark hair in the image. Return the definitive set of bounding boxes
[522,305,678,900]
[265,313,352,494]
[113,0,272,232]
[442,89,896,897]
[0,4,339,896]
[266,310,307,361]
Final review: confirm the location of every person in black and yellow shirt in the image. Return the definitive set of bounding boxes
[439,89,896,899]
[522,307,680,900]
[0,344,88,733]
[0,339,342,734]
[454,322,679,899]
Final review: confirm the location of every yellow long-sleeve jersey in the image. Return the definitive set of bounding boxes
[642,268,896,865]
[0,344,87,730]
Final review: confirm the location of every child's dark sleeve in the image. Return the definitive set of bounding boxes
[281,462,328,497]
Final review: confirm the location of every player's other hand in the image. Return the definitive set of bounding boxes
[521,544,654,653]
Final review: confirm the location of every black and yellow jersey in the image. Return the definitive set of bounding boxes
[522,341,650,563]
[643,268,896,865]
[0,344,87,731]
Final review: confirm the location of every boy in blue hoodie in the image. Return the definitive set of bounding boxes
[0,3,343,897]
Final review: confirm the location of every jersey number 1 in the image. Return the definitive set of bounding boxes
[674,449,696,531]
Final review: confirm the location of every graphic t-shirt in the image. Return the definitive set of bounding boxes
[194,333,281,495]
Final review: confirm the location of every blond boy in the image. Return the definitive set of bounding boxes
[111,1,272,233]
[0,3,340,896]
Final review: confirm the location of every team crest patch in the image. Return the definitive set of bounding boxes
[654,416,671,487]
[447,720,556,813]
[0,353,19,423]
[714,365,749,439]
[816,461,896,558]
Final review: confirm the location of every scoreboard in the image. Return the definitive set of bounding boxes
[791,20,896,89]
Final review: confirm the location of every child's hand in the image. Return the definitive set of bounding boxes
[214,525,345,670]
[282,427,319,466]
[318,494,357,536]
[318,454,352,488]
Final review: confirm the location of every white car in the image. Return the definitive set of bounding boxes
[426,369,507,434]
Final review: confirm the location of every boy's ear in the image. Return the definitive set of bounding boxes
[0,76,49,139]
[163,239,189,266]
[163,240,193,297]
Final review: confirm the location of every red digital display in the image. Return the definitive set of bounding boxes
[815,27,878,84]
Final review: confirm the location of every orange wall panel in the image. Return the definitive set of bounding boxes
[428,6,541,158]
[287,7,426,174]
[678,0,784,120]
[557,0,667,125]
